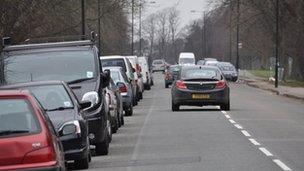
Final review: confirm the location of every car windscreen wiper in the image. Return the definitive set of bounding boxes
[45,106,74,112]
[68,77,94,84]
[0,130,29,136]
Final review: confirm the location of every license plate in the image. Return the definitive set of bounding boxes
[192,94,210,99]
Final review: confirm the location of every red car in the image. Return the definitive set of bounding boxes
[0,90,66,171]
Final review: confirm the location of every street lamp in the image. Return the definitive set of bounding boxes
[190,10,208,58]
[139,0,156,57]
[81,0,85,36]
[275,0,279,88]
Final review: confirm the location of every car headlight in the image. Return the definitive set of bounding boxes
[82,91,99,108]
[61,120,81,135]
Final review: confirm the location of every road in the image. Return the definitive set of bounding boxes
[88,73,304,171]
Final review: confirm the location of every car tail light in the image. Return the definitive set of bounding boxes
[215,80,226,89]
[22,146,56,164]
[165,73,171,80]
[176,80,187,89]
[118,83,128,93]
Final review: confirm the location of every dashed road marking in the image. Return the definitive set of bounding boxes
[249,138,261,146]
[225,115,231,119]
[259,147,273,157]
[273,159,292,171]
[234,124,243,129]
[241,130,251,137]
[229,119,236,124]
[221,111,227,114]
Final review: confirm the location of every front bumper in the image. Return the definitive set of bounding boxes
[172,87,229,106]
[60,134,88,161]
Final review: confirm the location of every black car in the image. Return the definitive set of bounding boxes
[216,62,238,82]
[0,37,111,155]
[0,81,92,169]
[171,65,230,111]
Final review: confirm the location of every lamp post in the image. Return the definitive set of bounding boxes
[81,0,85,36]
[236,0,240,73]
[97,0,101,55]
[275,0,279,88]
[190,10,209,58]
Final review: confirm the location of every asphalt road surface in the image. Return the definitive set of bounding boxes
[88,73,304,171]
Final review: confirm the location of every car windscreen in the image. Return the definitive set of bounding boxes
[101,59,127,72]
[4,50,96,84]
[153,60,164,65]
[169,66,180,72]
[0,99,40,137]
[110,70,121,83]
[179,58,195,65]
[26,85,74,111]
[181,68,221,80]
[218,65,236,71]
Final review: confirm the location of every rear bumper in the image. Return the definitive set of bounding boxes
[64,144,88,161]
[0,161,62,171]
[172,88,229,106]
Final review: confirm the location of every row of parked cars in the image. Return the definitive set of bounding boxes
[0,36,153,170]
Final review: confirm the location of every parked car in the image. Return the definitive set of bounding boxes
[106,67,134,116]
[205,60,219,66]
[216,62,238,82]
[138,56,152,90]
[0,90,66,171]
[100,56,138,106]
[165,65,181,88]
[0,81,92,169]
[126,56,144,100]
[1,37,111,156]
[197,60,206,65]
[152,59,166,72]
[179,52,196,66]
[105,78,123,134]
[171,65,230,111]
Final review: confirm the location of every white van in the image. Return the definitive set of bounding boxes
[178,52,196,65]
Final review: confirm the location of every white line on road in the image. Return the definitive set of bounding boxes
[241,130,251,137]
[225,115,231,119]
[229,119,236,124]
[249,138,261,146]
[221,111,227,114]
[273,159,292,171]
[259,147,273,156]
[234,124,243,129]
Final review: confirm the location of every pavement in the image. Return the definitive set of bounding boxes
[239,70,304,101]
[85,73,304,171]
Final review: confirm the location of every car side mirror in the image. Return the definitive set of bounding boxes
[101,69,111,88]
[79,101,92,110]
[132,67,136,73]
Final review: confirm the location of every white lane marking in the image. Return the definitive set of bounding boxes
[225,115,231,119]
[241,130,251,137]
[229,119,236,124]
[273,159,292,171]
[234,124,243,129]
[249,138,261,146]
[221,111,227,114]
[131,93,156,161]
[259,147,273,156]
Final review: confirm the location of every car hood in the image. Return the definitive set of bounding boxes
[46,110,76,130]
[69,81,97,101]
[222,71,237,75]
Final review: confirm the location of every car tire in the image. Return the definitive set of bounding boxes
[172,102,179,111]
[220,100,230,111]
[139,92,143,100]
[165,84,169,88]
[146,84,151,90]
[121,114,125,125]
[151,80,154,86]
[125,104,133,116]
[74,156,89,170]
[95,136,109,156]
[133,96,138,106]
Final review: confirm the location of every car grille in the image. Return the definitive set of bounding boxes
[186,83,215,91]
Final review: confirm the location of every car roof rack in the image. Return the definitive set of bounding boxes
[2,31,98,52]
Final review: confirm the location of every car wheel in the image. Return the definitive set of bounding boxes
[139,92,143,100]
[172,102,179,111]
[121,114,125,125]
[95,135,109,156]
[220,100,230,111]
[125,104,133,116]
[107,118,112,142]
[74,155,89,169]
[165,84,169,88]
[151,80,154,86]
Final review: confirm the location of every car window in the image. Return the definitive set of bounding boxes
[153,60,164,65]
[110,70,121,83]
[4,50,96,84]
[0,99,40,137]
[182,68,221,80]
[27,85,74,111]
[101,58,127,72]
[219,65,236,71]
[179,58,195,65]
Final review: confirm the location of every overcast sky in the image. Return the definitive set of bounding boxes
[144,0,210,27]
